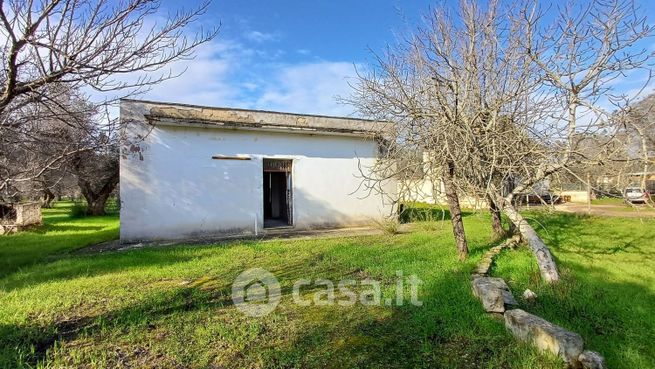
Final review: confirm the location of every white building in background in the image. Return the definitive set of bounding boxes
[119,100,395,244]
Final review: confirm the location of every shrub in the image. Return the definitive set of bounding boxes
[69,202,88,218]
[372,217,401,235]
[105,197,120,214]
[399,203,449,223]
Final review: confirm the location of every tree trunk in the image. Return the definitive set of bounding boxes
[503,177,518,235]
[487,195,505,238]
[83,192,112,215]
[78,171,119,216]
[442,161,469,260]
[501,203,560,283]
[42,188,55,208]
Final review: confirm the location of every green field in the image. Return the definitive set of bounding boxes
[493,213,655,368]
[0,202,119,278]
[591,197,626,206]
[0,204,652,368]
[587,197,655,213]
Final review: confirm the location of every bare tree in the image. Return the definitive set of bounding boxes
[497,0,654,282]
[625,93,655,192]
[71,147,119,215]
[349,0,536,262]
[351,0,653,283]
[0,0,218,194]
[0,83,93,200]
[0,82,118,213]
[442,160,469,259]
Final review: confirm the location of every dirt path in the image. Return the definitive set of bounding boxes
[555,203,655,218]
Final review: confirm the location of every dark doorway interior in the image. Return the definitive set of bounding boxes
[263,159,292,228]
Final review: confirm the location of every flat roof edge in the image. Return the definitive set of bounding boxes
[121,99,390,136]
[120,98,385,124]
[147,115,382,138]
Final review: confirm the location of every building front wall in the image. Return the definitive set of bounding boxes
[120,112,394,243]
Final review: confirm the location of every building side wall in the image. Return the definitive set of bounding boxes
[557,190,590,204]
[120,104,394,243]
[400,178,487,209]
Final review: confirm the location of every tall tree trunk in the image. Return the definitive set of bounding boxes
[487,194,505,238]
[442,160,469,260]
[78,172,118,216]
[83,191,112,216]
[501,202,560,283]
[42,188,55,208]
[503,177,518,235]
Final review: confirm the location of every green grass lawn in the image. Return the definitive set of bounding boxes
[588,197,655,212]
[0,204,652,368]
[0,202,119,278]
[493,212,655,369]
[591,197,626,206]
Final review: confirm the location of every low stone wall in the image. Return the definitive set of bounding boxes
[0,202,42,234]
[471,237,606,369]
[15,202,42,226]
[558,190,590,204]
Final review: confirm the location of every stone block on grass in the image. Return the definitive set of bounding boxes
[504,309,584,366]
[578,350,606,369]
[472,277,517,313]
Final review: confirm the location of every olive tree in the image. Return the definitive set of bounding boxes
[0,0,218,196]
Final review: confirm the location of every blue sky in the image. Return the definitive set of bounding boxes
[138,0,655,117]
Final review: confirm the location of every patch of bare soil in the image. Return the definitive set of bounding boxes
[75,225,406,255]
[555,203,655,218]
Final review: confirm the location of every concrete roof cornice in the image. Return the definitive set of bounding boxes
[121,99,391,137]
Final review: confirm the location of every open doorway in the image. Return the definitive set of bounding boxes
[263,159,293,228]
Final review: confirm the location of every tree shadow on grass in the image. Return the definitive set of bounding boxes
[0,226,120,280]
[257,271,554,369]
[0,242,568,369]
[0,253,354,368]
[0,212,577,368]
[493,212,655,368]
[521,212,587,248]
[40,224,108,232]
[0,284,233,368]
[511,263,655,369]
[0,248,195,292]
[525,212,655,261]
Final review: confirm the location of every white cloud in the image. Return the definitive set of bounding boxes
[76,7,363,117]
[96,25,360,117]
[82,17,255,110]
[139,43,361,116]
[255,61,360,116]
[244,30,279,43]
[139,39,244,106]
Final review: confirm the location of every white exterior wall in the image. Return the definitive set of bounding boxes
[400,178,487,209]
[557,190,590,204]
[120,109,394,243]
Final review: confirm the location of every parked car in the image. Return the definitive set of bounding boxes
[623,187,649,204]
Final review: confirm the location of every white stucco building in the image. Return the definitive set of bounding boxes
[119,100,395,243]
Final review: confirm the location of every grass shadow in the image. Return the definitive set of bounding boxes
[493,212,655,368]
